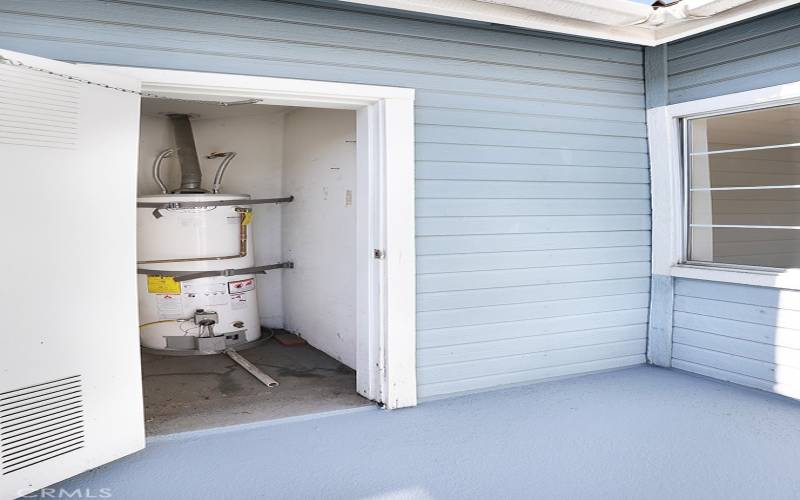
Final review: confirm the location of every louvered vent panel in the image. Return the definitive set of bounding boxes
[0,375,85,475]
[0,63,79,149]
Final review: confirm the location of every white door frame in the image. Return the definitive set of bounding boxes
[92,65,418,409]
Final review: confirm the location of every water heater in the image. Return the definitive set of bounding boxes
[137,193,261,352]
[135,113,281,354]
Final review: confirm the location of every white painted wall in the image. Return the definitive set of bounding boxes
[282,108,358,368]
[137,104,286,327]
[137,114,178,193]
[193,113,285,328]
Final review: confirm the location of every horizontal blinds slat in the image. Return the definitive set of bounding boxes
[690,224,800,230]
[690,185,800,191]
[690,142,800,156]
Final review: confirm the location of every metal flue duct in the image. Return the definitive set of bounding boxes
[168,113,205,193]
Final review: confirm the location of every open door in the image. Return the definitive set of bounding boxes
[0,49,144,498]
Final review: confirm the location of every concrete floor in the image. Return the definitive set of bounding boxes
[141,336,372,435]
[48,366,800,499]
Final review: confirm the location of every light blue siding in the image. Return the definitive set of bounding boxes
[0,0,649,398]
[672,279,800,399]
[666,5,800,103]
[655,7,800,397]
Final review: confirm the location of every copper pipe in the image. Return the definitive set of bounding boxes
[239,209,248,256]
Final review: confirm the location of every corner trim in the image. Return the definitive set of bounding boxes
[647,274,674,367]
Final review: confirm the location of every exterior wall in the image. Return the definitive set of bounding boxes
[667,5,800,104]
[648,6,800,396]
[672,279,800,399]
[0,0,650,399]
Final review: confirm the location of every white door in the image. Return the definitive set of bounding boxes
[0,49,144,498]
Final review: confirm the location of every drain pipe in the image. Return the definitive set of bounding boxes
[168,113,206,193]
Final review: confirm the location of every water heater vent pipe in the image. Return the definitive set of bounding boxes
[168,113,205,193]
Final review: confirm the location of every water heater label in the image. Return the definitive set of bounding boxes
[182,292,202,312]
[228,278,255,294]
[156,294,182,319]
[147,275,181,294]
[230,293,247,310]
[205,291,229,306]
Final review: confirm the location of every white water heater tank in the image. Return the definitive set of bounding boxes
[136,194,261,351]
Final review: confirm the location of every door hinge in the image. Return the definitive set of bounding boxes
[373,249,385,259]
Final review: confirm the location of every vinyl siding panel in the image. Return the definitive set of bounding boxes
[0,0,649,398]
[672,279,800,399]
[666,5,800,103]
[659,8,800,399]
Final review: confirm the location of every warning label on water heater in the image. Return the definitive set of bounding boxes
[230,293,247,310]
[228,278,255,294]
[147,275,181,294]
[156,294,182,319]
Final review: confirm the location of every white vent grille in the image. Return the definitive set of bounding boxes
[0,63,79,150]
[0,375,84,475]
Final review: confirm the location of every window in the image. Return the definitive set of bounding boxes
[685,103,800,270]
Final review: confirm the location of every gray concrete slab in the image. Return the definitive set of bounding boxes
[47,366,800,499]
[141,337,372,435]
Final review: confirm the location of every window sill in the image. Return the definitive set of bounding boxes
[671,264,800,290]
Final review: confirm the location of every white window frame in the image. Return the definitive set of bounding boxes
[648,79,800,291]
[87,65,418,408]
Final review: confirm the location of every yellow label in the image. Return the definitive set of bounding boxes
[242,212,253,225]
[147,275,181,294]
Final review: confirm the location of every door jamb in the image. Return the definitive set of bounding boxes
[88,65,418,408]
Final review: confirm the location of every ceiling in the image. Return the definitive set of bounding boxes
[337,0,800,45]
[140,99,295,120]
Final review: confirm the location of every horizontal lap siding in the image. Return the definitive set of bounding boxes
[0,0,649,398]
[663,9,800,399]
[666,5,800,103]
[673,279,800,399]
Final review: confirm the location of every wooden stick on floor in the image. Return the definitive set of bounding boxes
[225,349,279,388]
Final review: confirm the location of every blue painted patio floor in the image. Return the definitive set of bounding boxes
[52,366,800,499]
